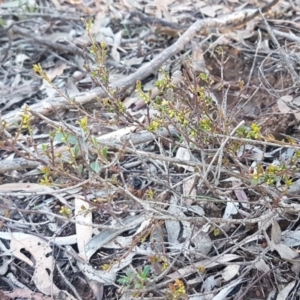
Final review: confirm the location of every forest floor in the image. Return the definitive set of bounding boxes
[1,0,300,299]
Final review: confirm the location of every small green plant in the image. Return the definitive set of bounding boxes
[19,105,34,133]
[39,169,54,186]
[236,123,262,140]
[251,162,295,189]
[17,0,39,13]
[167,279,187,300]
[136,71,221,138]
[59,206,72,218]
[145,188,155,201]
[148,255,169,272]
[0,18,5,27]
[213,228,220,236]
[118,265,151,292]
[32,60,112,184]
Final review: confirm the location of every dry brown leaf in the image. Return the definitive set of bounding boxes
[49,0,60,9]
[254,259,270,272]
[223,201,238,219]
[66,77,80,97]
[199,5,224,17]
[4,289,53,300]
[155,0,173,21]
[93,11,110,33]
[64,0,82,4]
[183,178,196,205]
[89,281,104,300]
[97,116,144,140]
[120,0,134,8]
[234,188,248,203]
[39,62,67,99]
[191,41,208,73]
[213,279,243,300]
[167,254,241,280]
[165,197,181,247]
[292,97,300,121]
[191,224,212,255]
[150,223,165,253]
[111,31,123,63]
[278,95,293,114]
[0,290,9,300]
[10,234,76,299]
[175,147,194,171]
[271,222,298,261]
[221,265,240,282]
[76,10,110,45]
[1,79,38,111]
[15,53,31,65]
[271,220,282,245]
[123,56,144,67]
[272,243,298,261]
[277,281,296,300]
[44,31,73,44]
[0,183,70,207]
[45,62,67,82]
[0,182,52,192]
[123,96,139,109]
[0,197,14,217]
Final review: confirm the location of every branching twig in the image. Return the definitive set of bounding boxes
[259,9,300,82]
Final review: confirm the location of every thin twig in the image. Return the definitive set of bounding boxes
[235,263,285,300]
[56,263,83,300]
[202,120,245,182]
[259,8,300,82]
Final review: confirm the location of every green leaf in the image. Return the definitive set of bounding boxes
[117,276,131,285]
[213,228,220,236]
[91,136,98,147]
[136,80,142,89]
[102,147,108,158]
[134,282,143,289]
[54,132,78,145]
[73,144,80,157]
[200,73,208,81]
[77,164,83,175]
[41,144,49,151]
[0,18,6,27]
[90,161,101,173]
[140,265,150,279]
[77,116,88,132]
